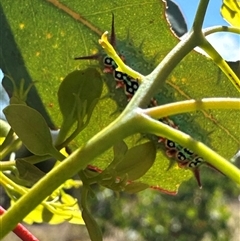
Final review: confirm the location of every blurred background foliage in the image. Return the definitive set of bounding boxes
[87,168,239,241]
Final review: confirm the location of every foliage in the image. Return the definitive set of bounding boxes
[0,0,240,240]
[89,168,238,241]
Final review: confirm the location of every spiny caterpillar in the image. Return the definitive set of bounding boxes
[75,14,220,188]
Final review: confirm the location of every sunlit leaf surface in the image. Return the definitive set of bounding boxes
[221,0,240,27]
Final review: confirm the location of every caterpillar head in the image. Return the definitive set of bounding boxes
[74,13,117,70]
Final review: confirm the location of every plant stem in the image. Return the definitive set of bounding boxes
[23,154,51,165]
[138,114,240,185]
[50,148,66,161]
[125,31,198,110]
[0,111,137,238]
[0,129,14,152]
[203,26,240,36]
[143,98,240,119]
[191,0,209,33]
[198,37,240,91]
[0,138,22,159]
[0,206,39,241]
[0,161,16,171]
[98,1,211,110]
[0,172,27,196]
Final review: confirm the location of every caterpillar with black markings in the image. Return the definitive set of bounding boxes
[75,14,221,188]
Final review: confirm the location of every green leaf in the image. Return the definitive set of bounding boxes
[105,140,128,170]
[82,208,102,241]
[3,105,59,157]
[58,69,103,119]
[113,140,128,163]
[124,182,149,194]
[57,68,103,143]
[115,142,156,181]
[81,186,102,241]
[16,159,45,186]
[91,142,156,193]
[92,142,155,192]
[221,0,240,27]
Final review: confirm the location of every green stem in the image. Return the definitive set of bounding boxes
[50,148,66,161]
[98,1,210,110]
[54,117,75,147]
[0,129,14,153]
[57,117,85,150]
[99,0,210,111]
[143,98,240,119]
[0,112,137,238]
[0,138,22,159]
[128,0,209,107]
[23,154,51,164]
[203,26,240,36]
[0,171,62,219]
[191,0,209,33]
[0,161,16,171]
[198,37,240,91]
[137,113,240,185]
[0,172,26,196]
[125,31,198,109]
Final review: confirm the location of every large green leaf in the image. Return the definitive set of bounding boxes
[1,0,239,193]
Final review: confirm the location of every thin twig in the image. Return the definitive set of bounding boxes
[0,206,39,241]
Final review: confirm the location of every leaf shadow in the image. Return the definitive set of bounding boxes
[0,3,56,129]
